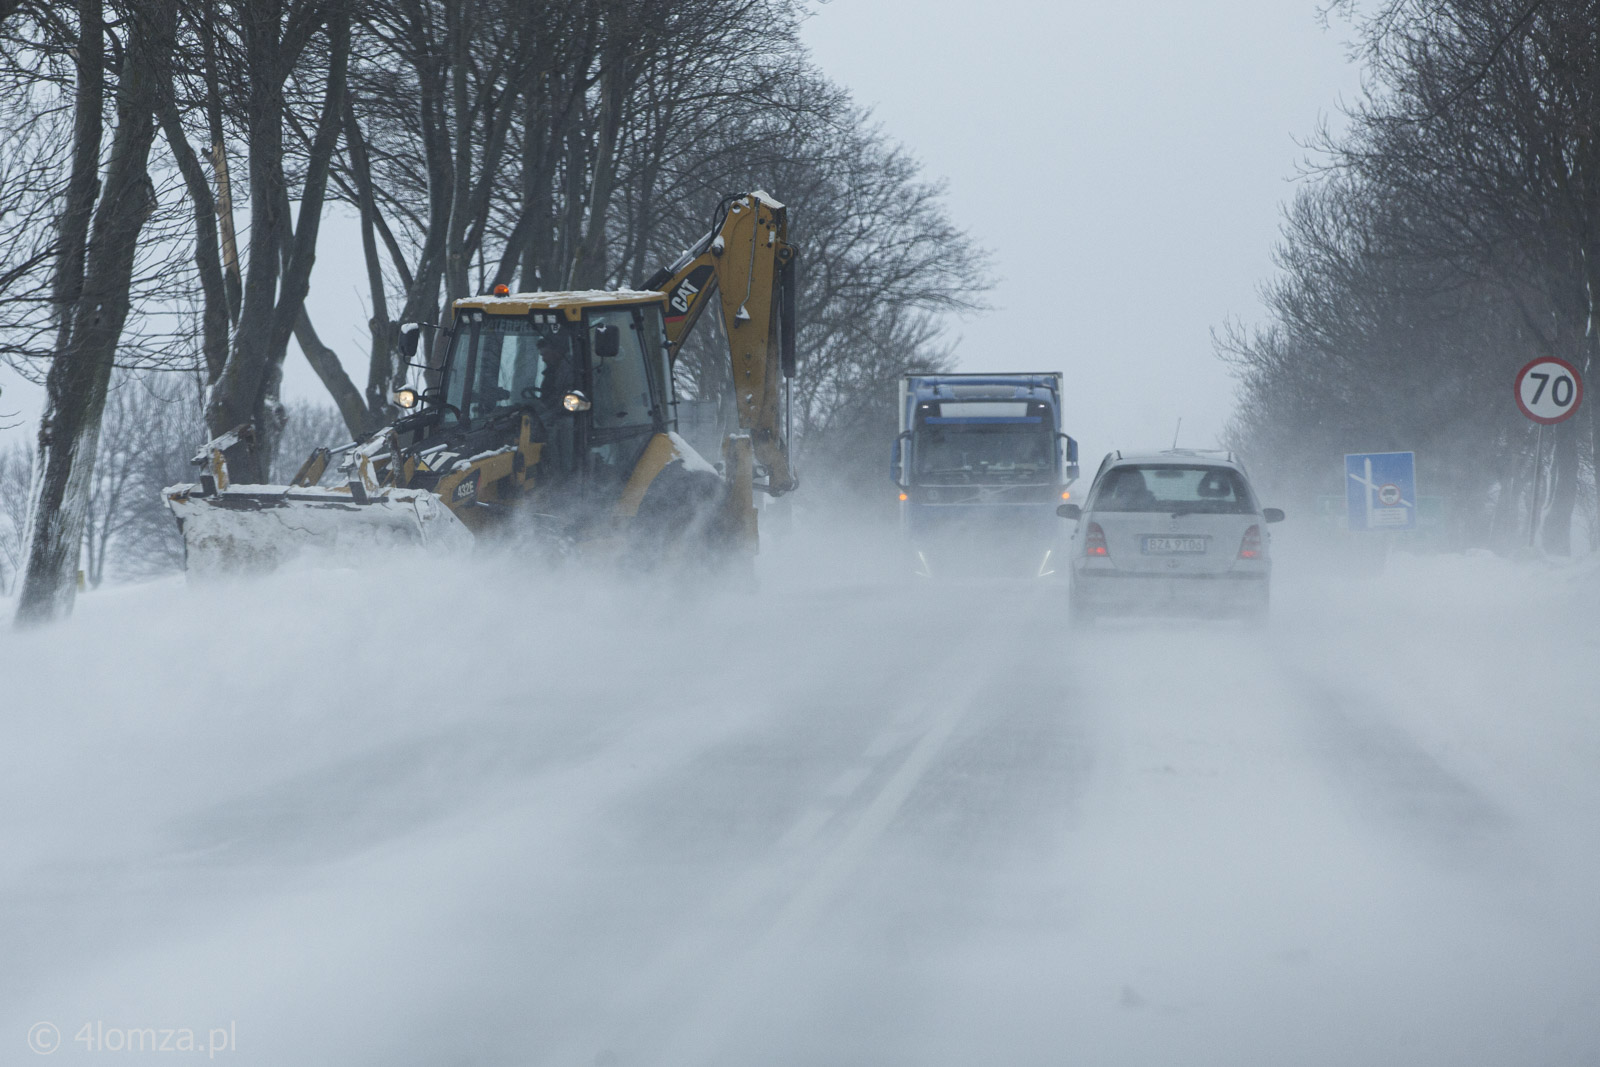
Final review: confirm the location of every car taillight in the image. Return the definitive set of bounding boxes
[1085,522,1109,557]
[1238,524,1262,559]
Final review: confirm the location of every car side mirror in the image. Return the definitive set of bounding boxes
[1263,507,1285,524]
[592,322,621,359]
[1057,503,1082,520]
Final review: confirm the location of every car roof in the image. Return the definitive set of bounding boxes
[1102,449,1244,470]
[1092,449,1254,487]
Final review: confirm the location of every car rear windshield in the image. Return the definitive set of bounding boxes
[1092,465,1257,514]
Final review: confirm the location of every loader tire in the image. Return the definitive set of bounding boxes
[630,461,732,569]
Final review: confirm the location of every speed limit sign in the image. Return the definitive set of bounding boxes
[1515,357,1583,424]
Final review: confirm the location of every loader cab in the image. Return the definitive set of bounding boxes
[582,300,675,497]
[437,295,675,495]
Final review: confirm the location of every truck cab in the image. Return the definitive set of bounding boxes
[891,373,1078,578]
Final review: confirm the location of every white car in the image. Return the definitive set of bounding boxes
[1057,450,1283,622]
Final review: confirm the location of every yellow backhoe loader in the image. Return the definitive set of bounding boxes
[165,191,798,576]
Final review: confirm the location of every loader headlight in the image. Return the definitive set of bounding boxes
[562,390,592,413]
[394,387,419,409]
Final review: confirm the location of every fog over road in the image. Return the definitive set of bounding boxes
[2,533,1597,1065]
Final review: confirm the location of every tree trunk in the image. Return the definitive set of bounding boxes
[560,126,587,284]
[207,0,287,481]
[49,0,103,354]
[520,62,553,290]
[1589,365,1599,549]
[1488,447,1523,553]
[1542,417,1579,554]
[1581,243,1600,553]
[199,0,242,327]
[567,37,628,290]
[294,309,371,437]
[157,98,230,383]
[342,96,395,421]
[442,0,473,308]
[15,0,171,626]
[207,0,350,483]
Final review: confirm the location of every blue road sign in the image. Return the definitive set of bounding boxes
[1345,451,1417,531]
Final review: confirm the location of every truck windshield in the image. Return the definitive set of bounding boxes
[914,423,1056,484]
[442,315,576,424]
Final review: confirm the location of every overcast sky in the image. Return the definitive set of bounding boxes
[4,1,1362,465]
[795,0,1363,461]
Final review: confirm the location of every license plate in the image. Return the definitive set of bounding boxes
[1142,536,1208,555]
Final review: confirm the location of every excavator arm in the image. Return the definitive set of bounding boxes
[645,191,798,495]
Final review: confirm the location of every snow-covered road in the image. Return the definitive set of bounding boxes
[2,536,1597,1065]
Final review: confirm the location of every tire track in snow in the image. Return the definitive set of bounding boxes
[633,589,1075,1067]
[1278,664,1515,869]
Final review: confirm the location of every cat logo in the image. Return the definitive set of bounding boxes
[451,470,481,504]
[667,264,714,320]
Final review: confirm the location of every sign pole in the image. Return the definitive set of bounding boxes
[1528,422,1544,548]
[1513,356,1581,548]
[1363,457,1374,528]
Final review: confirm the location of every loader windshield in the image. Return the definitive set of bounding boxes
[442,314,576,424]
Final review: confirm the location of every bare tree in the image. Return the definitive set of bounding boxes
[272,399,346,482]
[81,370,208,585]
[0,81,68,373]
[0,439,28,594]
[0,0,993,592]
[203,0,353,483]
[14,0,177,625]
[1227,0,1600,554]
[654,84,989,489]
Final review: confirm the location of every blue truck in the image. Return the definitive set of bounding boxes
[891,372,1079,578]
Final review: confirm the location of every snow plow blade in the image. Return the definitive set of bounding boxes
[164,483,473,579]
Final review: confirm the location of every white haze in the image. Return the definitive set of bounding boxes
[2,518,1598,1065]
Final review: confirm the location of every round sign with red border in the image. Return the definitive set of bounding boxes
[1514,357,1583,425]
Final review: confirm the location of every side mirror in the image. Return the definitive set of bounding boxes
[562,390,592,413]
[398,322,421,360]
[592,322,621,359]
[1057,503,1082,520]
[892,430,911,486]
[1059,434,1080,483]
[1263,507,1285,524]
